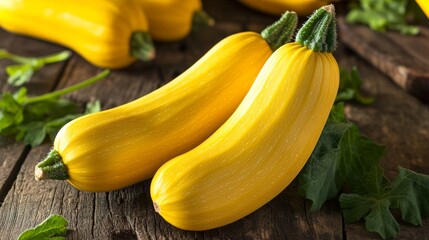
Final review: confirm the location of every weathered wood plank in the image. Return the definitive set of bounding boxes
[0,30,68,203]
[1,145,344,240]
[338,17,429,103]
[336,41,429,239]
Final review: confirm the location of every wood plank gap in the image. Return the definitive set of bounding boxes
[0,146,30,207]
[342,211,347,240]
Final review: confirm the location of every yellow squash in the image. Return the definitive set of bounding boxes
[151,5,339,231]
[140,0,214,41]
[0,0,155,68]
[239,0,332,16]
[34,12,298,192]
[417,0,429,18]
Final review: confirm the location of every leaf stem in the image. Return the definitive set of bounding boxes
[0,49,71,65]
[25,70,110,104]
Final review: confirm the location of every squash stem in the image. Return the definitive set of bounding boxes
[192,10,215,32]
[261,11,298,51]
[296,4,337,53]
[131,32,156,61]
[35,149,68,181]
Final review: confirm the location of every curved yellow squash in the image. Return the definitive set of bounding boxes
[140,0,214,41]
[0,0,154,68]
[239,0,331,16]
[416,0,429,18]
[150,6,339,231]
[38,32,272,192]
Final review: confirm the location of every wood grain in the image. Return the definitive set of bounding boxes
[0,30,68,204]
[338,17,429,103]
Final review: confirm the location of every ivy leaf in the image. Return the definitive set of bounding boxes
[298,103,384,211]
[298,105,352,211]
[338,166,429,239]
[17,214,68,240]
[390,167,429,226]
[340,194,400,239]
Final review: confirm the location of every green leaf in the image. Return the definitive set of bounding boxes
[346,0,420,35]
[17,121,47,147]
[298,103,384,211]
[17,214,68,240]
[0,92,24,130]
[0,71,108,147]
[0,49,71,86]
[364,199,399,240]
[6,64,36,86]
[336,67,374,105]
[298,120,351,211]
[85,100,101,114]
[340,193,400,239]
[44,114,81,142]
[337,166,429,239]
[339,129,386,195]
[390,167,429,226]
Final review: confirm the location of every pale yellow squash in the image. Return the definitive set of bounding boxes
[150,5,339,231]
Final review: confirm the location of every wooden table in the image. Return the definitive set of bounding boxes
[1,1,428,239]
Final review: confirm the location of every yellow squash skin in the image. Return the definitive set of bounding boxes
[239,0,331,16]
[150,40,339,230]
[140,0,212,41]
[0,0,151,68]
[48,32,272,192]
[417,0,429,18]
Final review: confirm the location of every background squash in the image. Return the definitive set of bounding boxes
[140,0,214,41]
[0,0,155,68]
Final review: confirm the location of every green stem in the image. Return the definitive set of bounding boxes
[25,70,110,104]
[355,92,375,105]
[296,4,337,52]
[192,10,215,32]
[130,32,156,61]
[261,11,298,51]
[0,49,72,65]
[35,149,68,180]
[39,50,72,65]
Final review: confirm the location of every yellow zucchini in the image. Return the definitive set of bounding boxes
[34,12,298,192]
[417,0,429,18]
[0,0,155,68]
[150,5,339,231]
[239,0,332,16]
[140,0,214,41]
